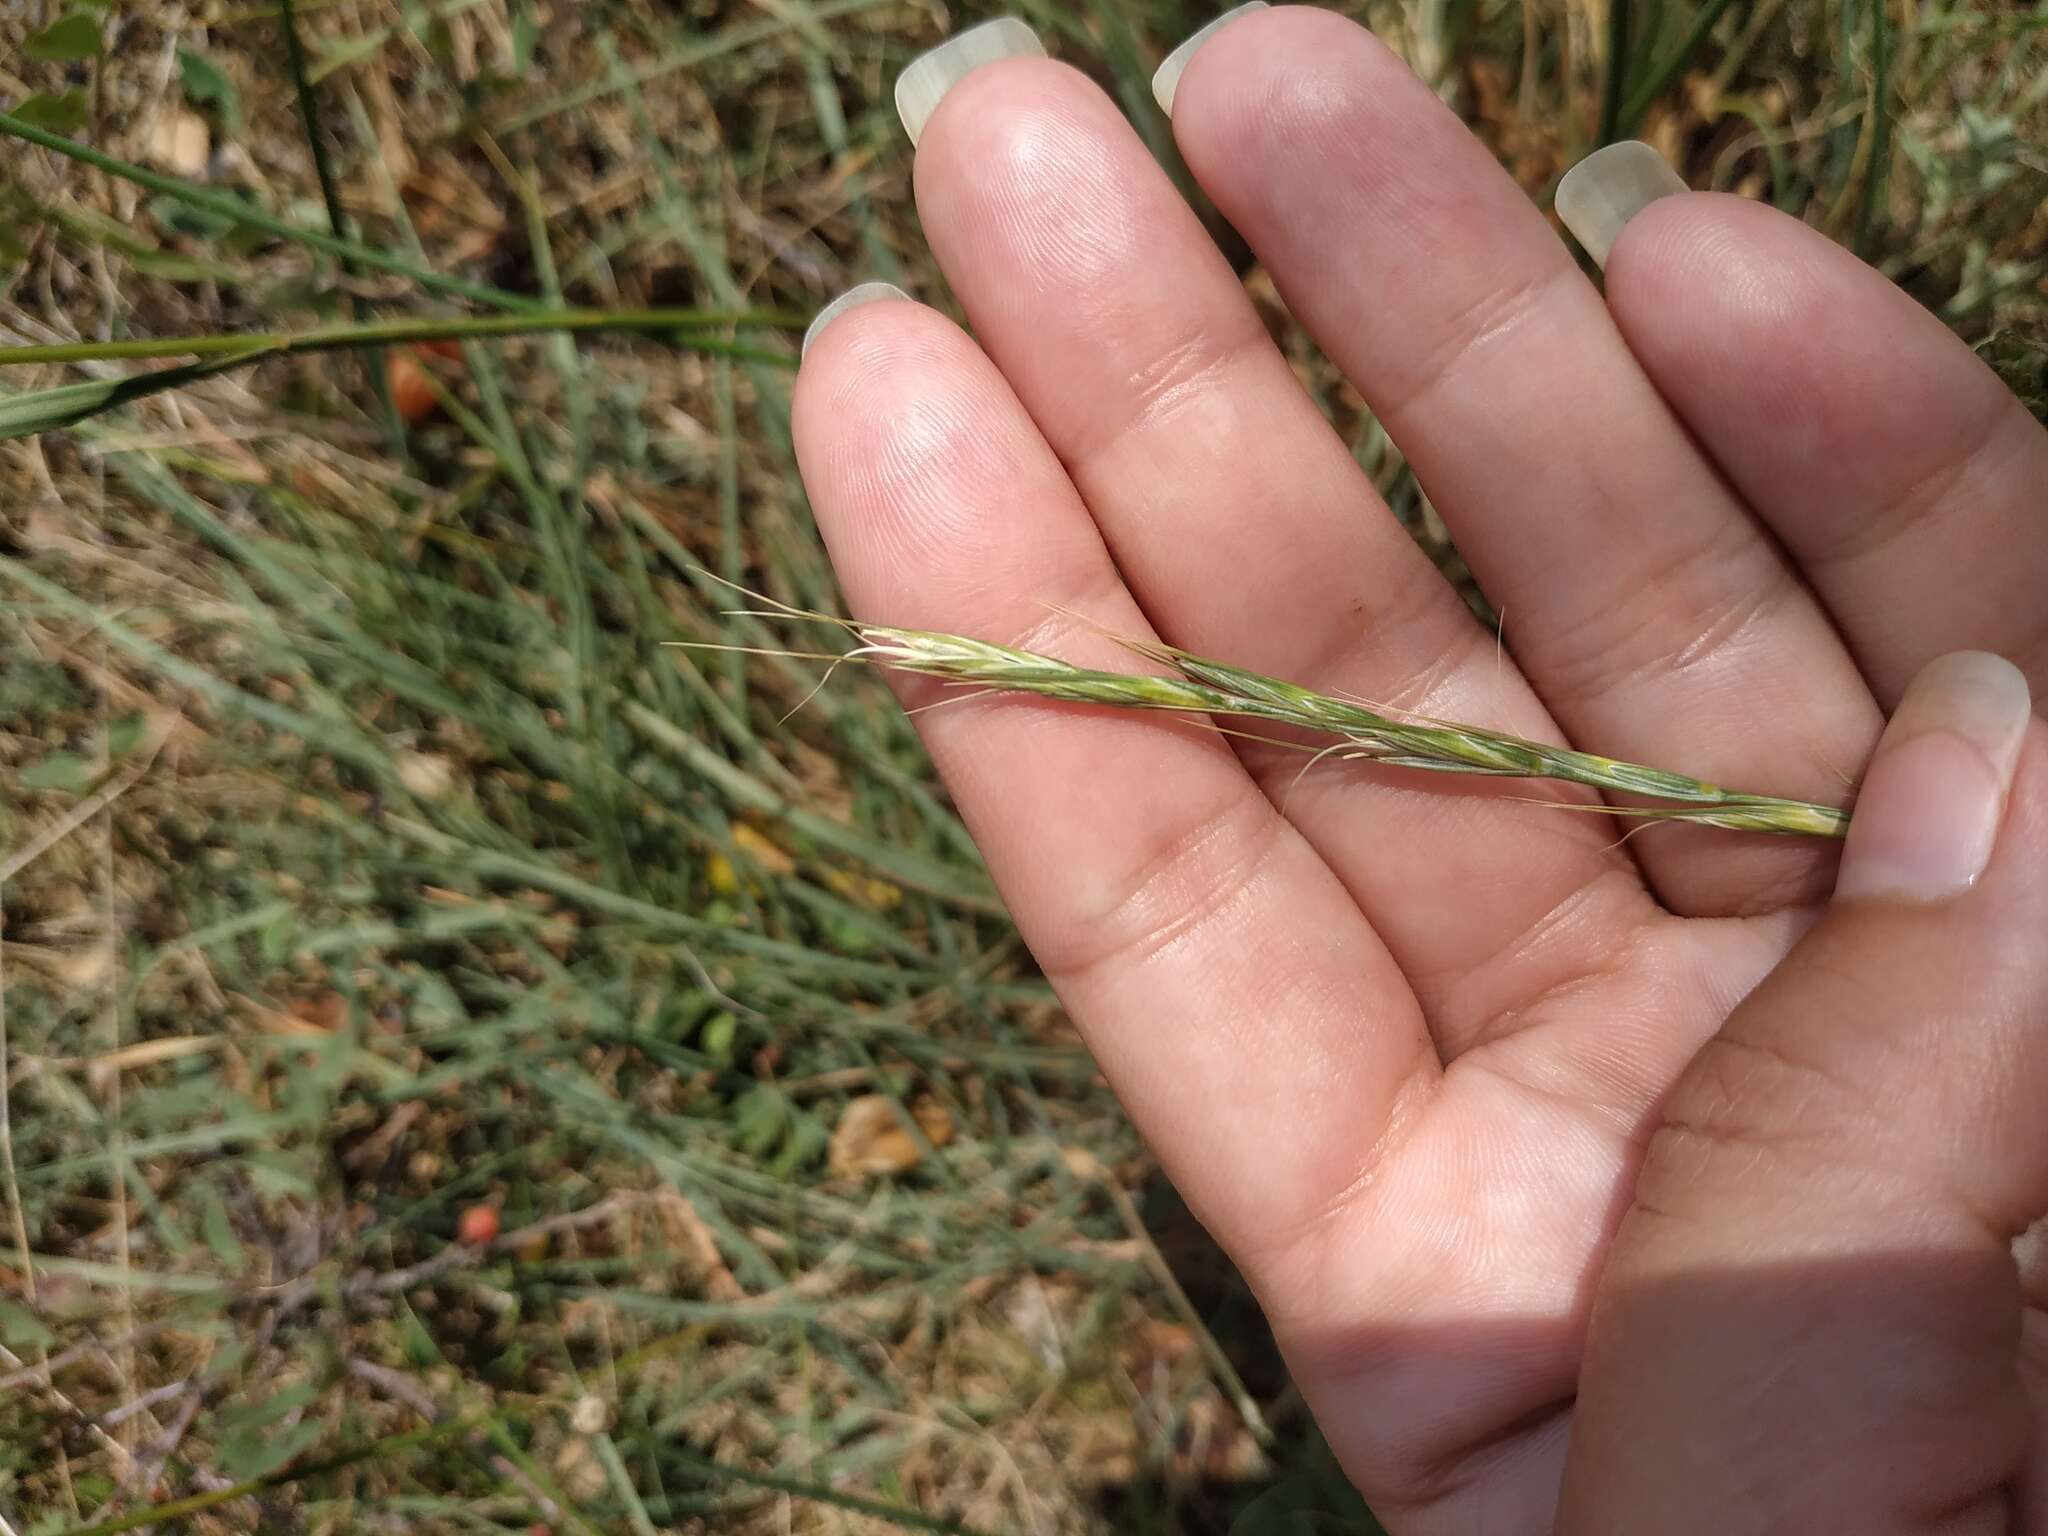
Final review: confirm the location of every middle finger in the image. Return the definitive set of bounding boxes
[900,27,1672,1068]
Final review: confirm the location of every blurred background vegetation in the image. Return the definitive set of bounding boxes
[0,0,2042,1531]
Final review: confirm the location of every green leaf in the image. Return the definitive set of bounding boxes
[0,348,276,443]
[244,1149,315,1198]
[259,904,297,965]
[204,1335,253,1385]
[105,712,147,757]
[177,46,243,135]
[18,752,93,792]
[197,1183,246,1267]
[306,30,391,84]
[0,1299,56,1350]
[774,1110,829,1177]
[700,1011,737,1064]
[398,1305,438,1367]
[24,11,104,61]
[131,249,232,283]
[147,190,237,240]
[732,1083,787,1158]
[11,90,90,134]
[511,2,539,70]
[216,1381,322,1432]
[219,1417,321,1481]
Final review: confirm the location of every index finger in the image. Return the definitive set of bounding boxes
[795,293,1439,1250]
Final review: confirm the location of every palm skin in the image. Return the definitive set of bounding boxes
[792,7,2048,1530]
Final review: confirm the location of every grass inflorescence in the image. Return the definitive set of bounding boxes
[753,614,1853,839]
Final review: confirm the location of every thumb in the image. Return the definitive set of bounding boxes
[1561,652,2048,1534]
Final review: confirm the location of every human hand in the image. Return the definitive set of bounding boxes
[790,6,2048,1530]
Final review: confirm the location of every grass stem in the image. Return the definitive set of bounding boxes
[0,308,802,366]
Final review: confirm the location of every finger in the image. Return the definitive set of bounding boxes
[1587,178,2048,705]
[1561,653,2048,1532]
[898,24,1668,1065]
[1164,4,1882,916]
[794,291,1438,1252]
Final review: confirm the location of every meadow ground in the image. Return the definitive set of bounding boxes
[1,0,2043,1531]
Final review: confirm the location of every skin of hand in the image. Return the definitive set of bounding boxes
[791,6,2048,1531]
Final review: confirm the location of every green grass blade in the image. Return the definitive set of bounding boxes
[640,1438,1006,1536]
[1621,0,1747,133]
[1857,0,1895,256]
[497,0,897,130]
[0,349,277,439]
[1598,0,1633,144]
[0,308,795,437]
[0,110,535,311]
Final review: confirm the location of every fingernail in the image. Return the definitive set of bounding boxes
[895,17,1045,148]
[1836,652,2032,904]
[801,282,911,360]
[1152,2,1267,116]
[1555,140,1689,269]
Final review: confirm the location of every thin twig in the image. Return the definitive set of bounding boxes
[126,1386,206,1502]
[0,1320,180,1393]
[100,1379,193,1430]
[0,747,157,883]
[0,1343,138,1472]
[490,1452,567,1528]
[347,1358,445,1422]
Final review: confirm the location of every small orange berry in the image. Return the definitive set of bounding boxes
[457,1204,500,1245]
[387,349,438,423]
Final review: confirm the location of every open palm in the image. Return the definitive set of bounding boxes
[792,8,2048,1530]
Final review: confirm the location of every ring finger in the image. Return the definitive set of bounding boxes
[1162,4,1884,916]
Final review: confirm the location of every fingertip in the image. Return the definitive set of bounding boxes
[801,282,913,362]
[903,52,1156,302]
[1598,189,1962,393]
[1166,4,1415,178]
[1600,191,1811,328]
[904,53,1096,209]
[792,293,961,525]
[1595,189,2042,654]
[1835,652,2032,905]
[1555,140,1689,269]
[792,288,946,433]
[895,17,1046,148]
[789,291,1082,622]
[1153,2,1268,118]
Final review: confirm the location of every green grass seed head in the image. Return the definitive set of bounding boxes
[840,618,1851,839]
